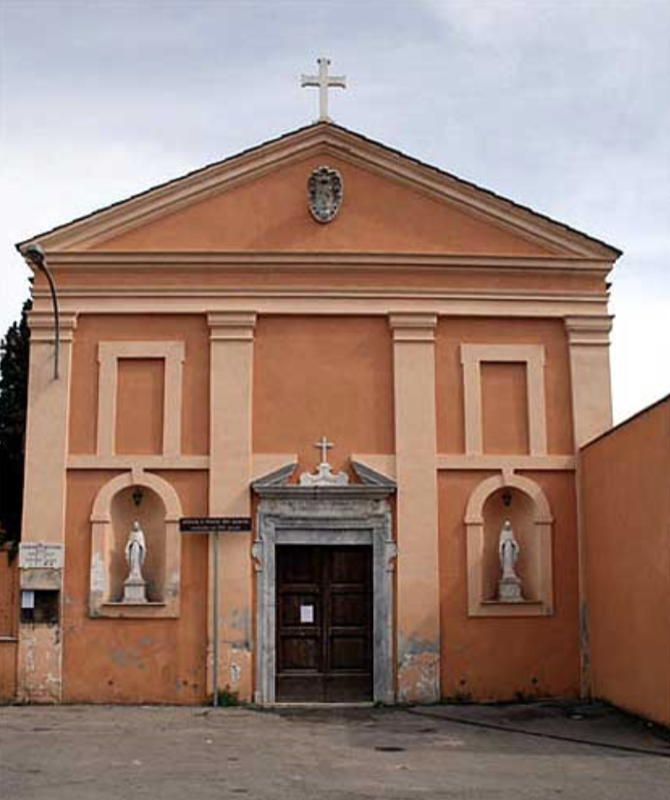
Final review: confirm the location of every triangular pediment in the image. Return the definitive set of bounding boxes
[18,123,620,260]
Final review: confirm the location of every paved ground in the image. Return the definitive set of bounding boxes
[1,702,668,799]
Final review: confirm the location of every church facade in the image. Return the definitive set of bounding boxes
[15,122,620,705]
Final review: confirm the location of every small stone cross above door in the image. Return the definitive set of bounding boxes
[314,435,334,465]
[300,436,348,487]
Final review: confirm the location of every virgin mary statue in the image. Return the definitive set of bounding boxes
[123,521,147,603]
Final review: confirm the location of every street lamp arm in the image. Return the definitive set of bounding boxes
[23,244,60,380]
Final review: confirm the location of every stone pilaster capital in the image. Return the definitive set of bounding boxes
[207,311,257,341]
[564,315,613,347]
[388,313,438,343]
[28,311,78,343]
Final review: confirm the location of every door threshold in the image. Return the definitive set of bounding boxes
[268,701,375,709]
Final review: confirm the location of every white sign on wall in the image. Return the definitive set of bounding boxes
[19,543,64,569]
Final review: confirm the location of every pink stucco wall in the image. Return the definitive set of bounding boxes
[581,396,670,726]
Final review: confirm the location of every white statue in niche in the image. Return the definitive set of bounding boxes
[498,519,524,602]
[123,520,147,603]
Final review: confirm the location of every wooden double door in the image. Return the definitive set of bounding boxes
[276,545,373,702]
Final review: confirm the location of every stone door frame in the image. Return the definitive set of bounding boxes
[252,471,396,705]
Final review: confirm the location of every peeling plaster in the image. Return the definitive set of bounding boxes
[18,626,62,703]
[398,635,440,703]
[90,552,106,593]
[225,607,252,651]
[399,635,440,657]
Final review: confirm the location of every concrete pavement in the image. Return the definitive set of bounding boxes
[1,703,668,799]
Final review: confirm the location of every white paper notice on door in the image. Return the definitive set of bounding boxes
[300,605,314,624]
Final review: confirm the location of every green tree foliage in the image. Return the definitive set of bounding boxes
[0,299,31,546]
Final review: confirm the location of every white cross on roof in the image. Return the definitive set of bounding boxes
[301,57,347,122]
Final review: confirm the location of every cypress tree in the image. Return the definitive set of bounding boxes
[0,299,31,548]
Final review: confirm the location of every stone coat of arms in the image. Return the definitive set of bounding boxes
[307,166,343,223]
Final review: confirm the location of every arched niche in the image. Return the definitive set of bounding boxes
[464,473,554,617]
[89,470,182,618]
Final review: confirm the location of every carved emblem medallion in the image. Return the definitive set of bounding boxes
[307,165,343,223]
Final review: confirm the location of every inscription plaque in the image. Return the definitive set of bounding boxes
[19,543,64,569]
[179,517,252,533]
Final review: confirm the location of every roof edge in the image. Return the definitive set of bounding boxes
[581,392,670,450]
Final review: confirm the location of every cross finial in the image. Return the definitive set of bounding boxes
[314,435,334,465]
[301,57,346,122]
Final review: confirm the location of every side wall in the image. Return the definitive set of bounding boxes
[581,397,670,726]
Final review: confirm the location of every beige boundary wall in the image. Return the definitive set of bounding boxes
[581,396,670,727]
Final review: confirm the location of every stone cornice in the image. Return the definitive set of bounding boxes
[207,311,257,341]
[35,286,608,302]
[68,455,209,470]
[42,251,614,276]
[252,484,396,502]
[389,312,438,342]
[28,311,78,342]
[65,453,576,472]
[565,315,613,346]
[31,290,610,320]
[252,458,397,500]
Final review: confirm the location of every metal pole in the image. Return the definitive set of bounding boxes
[23,245,60,380]
[40,263,60,380]
[212,531,219,707]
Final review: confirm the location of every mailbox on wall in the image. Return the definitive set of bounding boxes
[20,589,60,625]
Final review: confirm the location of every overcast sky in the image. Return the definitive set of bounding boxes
[1,0,668,422]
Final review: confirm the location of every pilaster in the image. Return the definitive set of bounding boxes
[207,312,256,702]
[389,313,441,702]
[565,316,613,448]
[17,311,77,703]
[565,314,613,699]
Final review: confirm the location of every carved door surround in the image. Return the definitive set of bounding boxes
[252,462,396,705]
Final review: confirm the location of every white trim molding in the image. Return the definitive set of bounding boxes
[206,311,257,701]
[389,312,438,342]
[460,343,547,456]
[42,251,615,276]
[564,315,613,447]
[389,312,441,703]
[96,341,185,458]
